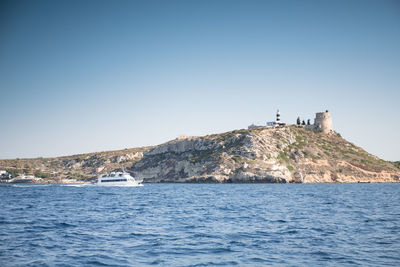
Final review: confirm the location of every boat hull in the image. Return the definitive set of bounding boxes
[96,181,142,186]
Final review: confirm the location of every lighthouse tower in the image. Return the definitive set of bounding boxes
[275,110,281,126]
[266,109,286,127]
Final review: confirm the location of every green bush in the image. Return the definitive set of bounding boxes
[232,155,242,163]
[34,170,51,178]
[278,152,289,163]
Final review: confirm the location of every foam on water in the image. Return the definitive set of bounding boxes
[11,184,52,188]
[61,183,93,187]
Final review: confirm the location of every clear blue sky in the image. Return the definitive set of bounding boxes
[1,0,399,161]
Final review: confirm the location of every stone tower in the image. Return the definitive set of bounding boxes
[314,110,333,133]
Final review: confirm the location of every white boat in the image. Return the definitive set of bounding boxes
[96,170,142,186]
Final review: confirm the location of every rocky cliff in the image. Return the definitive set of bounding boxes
[129,126,400,183]
[1,126,399,183]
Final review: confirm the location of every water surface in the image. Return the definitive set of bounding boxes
[1,183,399,266]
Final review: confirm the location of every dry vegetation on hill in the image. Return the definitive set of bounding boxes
[129,126,400,183]
[1,126,399,183]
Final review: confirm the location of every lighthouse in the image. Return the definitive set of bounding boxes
[275,109,281,125]
[273,109,286,127]
[266,109,286,127]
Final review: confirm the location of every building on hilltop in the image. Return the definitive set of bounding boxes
[249,109,286,129]
[249,109,332,132]
[314,110,333,133]
[306,110,333,133]
[176,135,197,140]
[248,124,263,129]
[271,109,286,127]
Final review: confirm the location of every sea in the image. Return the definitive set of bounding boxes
[0,183,399,266]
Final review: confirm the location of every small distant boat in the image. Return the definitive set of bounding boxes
[96,170,142,186]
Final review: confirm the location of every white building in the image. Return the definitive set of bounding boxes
[248,124,263,129]
[0,170,11,179]
[267,110,286,127]
[249,109,286,129]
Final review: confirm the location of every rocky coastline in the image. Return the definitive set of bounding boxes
[1,126,399,184]
[129,126,399,183]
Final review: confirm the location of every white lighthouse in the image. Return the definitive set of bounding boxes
[266,109,285,127]
[275,109,281,125]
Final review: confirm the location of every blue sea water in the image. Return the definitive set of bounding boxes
[0,183,399,267]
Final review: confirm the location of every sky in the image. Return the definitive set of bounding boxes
[0,0,399,161]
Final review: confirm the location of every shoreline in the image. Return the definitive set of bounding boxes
[2,180,399,185]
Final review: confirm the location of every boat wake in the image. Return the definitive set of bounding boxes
[61,183,93,187]
[11,184,52,188]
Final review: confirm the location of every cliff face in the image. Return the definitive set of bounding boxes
[1,126,399,183]
[129,126,400,183]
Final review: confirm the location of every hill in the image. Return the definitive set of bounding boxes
[129,126,400,183]
[1,126,399,183]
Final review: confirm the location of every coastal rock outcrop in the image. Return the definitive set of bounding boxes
[1,126,399,184]
[129,126,400,183]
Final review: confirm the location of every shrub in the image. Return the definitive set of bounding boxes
[278,152,289,163]
[232,155,242,163]
[34,170,51,178]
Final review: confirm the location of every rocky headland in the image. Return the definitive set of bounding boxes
[1,126,399,183]
[130,126,399,183]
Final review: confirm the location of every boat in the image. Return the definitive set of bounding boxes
[96,170,142,186]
